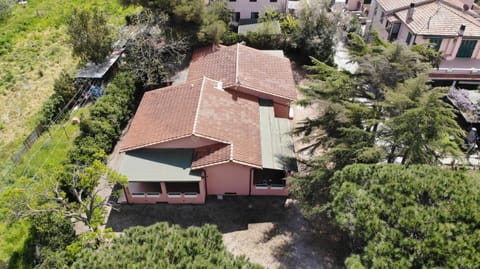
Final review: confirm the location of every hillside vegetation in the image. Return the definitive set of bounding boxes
[0,0,139,161]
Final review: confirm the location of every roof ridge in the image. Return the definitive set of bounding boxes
[438,0,480,26]
[192,76,207,134]
[235,43,240,84]
[147,77,205,94]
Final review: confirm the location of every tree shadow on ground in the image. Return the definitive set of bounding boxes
[106,196,288,233]
[264,204,349,269]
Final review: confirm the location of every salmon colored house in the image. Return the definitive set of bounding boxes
[118,44,297,204]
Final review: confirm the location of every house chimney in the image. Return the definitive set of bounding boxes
[459,24,466,35]
[216,81,223,90]
[406,3,415,21]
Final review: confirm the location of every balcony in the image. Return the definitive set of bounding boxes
[429,58,480,81]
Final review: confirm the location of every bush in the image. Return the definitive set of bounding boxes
[330,164,480,268]
[68,72,137,165]
[38,71,76,126]
[41,223,261,268]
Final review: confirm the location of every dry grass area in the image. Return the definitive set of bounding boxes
[0,28,76,146]
[0,0,139,161]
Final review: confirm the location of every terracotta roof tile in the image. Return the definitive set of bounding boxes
[120,79,202,151]
[396,1,480,37]
[191,143,231,169]
[187,44,297,101]
[195,78,262,167]
[188,45,237,87]
[120,77,262,168]
[376,0,433,12]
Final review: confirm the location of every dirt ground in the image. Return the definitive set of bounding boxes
[106,196,346,269]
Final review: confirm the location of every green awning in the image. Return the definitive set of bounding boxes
[259,100,295,170]
[119,149,202,182]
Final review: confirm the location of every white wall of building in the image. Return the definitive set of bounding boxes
[228,0,287,19]
[368,0,389,40]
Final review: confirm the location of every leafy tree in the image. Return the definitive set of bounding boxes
[383,86,462,164]
[29,212,76,265]
[40,222,261,268]
[124,31,187,88]
[0,0,14,19]
[68,72,137,165]
[197,1,231,45]
[38,71,77,126]
[293,0,337,64]
[1,161,126,233]
[330,164,480,268]
[67,8,114,64]
[290,37,463,228]
[172,0,205,25]
[412,42,444,69]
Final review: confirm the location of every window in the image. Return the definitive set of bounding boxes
[232,12,240,22]
[229,0,236,1]
[406,32,412,45]
[165,182,200,194]
[253,169,286,187]
[380,11,385,24]
[270,0,278,2]
[364,0,372,4]
[374,5,378,15]
[251,12,259,20]
[250,0,257,2]
[429,37,442,50]
[457,40,477,58]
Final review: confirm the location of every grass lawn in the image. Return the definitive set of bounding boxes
[0,1,139,266]
[0,107,88,266]
[0,0,139,163]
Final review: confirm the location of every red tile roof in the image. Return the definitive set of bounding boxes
[191,143,231,169]
[188,44,297,101]
[120,79,202,152]
[120,77,262,168]
[195,78,261,167]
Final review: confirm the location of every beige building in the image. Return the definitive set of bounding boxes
[366,0,480,81]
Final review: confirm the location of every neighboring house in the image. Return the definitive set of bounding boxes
[226,0,288,24]
[368,0,480,81]
[346,0,371,13]
[118,44,297,204]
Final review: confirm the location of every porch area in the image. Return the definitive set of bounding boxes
[118,148,206,204]
[251,168,288,196]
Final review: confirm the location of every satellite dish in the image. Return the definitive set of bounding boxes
[463,4,470,11]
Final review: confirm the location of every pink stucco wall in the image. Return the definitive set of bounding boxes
[228,0,287,19]
[204,162,252,195]
[369,2,389,40]
[124,179,206,204]
[146,135,217,149]
[347,0,362,11]
[274,102,291,118]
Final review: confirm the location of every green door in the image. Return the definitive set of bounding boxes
[456,40,477,58]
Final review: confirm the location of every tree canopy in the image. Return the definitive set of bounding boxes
[39,222,261,268]
[67,8,114,64]
[330,164,480,268]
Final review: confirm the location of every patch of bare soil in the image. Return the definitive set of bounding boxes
[223,200,346,269]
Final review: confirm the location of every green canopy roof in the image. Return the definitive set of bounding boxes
[259,100,295,170]
[119,149,202,182]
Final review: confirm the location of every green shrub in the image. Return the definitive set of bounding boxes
[68,72,137,165]
[39,223,261,268]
